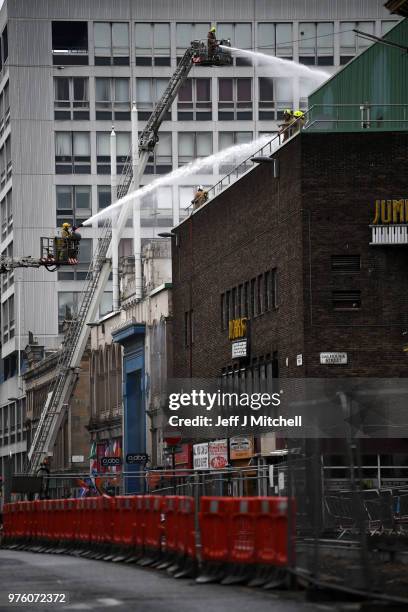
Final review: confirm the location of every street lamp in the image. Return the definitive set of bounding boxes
[251,157,279,178]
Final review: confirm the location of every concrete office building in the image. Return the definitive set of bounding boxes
[0,0,399,479]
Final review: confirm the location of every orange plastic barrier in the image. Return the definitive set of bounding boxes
[143,495,164,555]
[134,495,145,553]
[228,497,257,565]
[163,496,179,554]
[254,497,296,567]
[2,494,295,575]
[177,496,196,560]
[199,497,233,563]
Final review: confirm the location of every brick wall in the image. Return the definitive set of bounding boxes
[172,131,408,380]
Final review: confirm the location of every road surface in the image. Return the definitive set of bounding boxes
[0,549,344,612]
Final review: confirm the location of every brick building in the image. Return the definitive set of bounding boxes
[171,130,408,488]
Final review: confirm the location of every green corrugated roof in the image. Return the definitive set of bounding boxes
[307,19,408,132]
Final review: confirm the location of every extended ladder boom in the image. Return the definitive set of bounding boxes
[26,46,196,474]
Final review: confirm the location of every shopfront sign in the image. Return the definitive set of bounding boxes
[126,453,149,464]
[193,443,209,470]
[372,199,408,225]
[320,352,347,365]
[229,436,254,460]
[209,439,228,469]
[101,456,122,467]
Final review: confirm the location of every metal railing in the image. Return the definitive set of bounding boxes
[305,103,408,131]
[186,118,305,215]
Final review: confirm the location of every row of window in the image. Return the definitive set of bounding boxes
[54,76,299,122]
[220,353,279,390]
[54,130,269,175]
[51,20,398,66]
[221,270,278,330]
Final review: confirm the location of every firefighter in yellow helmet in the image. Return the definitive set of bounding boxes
[279,109,295,142]
[61,222,72,239]
[208,26,217,58]
[293,110,305,131]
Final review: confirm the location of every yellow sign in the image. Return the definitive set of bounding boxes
[228,317,247,341]
[372,199,408,224]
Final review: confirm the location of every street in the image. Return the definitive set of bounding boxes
[0,550,336,612]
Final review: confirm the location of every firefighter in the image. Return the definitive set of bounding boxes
[191,186,208,210]
[293,110,306,131]
[207,26,217,58]
[61,222,72,239]
[58,222,81,264]
[279,109,294,141]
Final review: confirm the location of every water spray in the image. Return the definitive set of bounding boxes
[83,135,272,227]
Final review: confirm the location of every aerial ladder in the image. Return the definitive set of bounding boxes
[25,41,232,474]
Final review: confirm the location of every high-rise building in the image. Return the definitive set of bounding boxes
[0,0,399,478]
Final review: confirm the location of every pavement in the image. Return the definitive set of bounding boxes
[0,549,349,612]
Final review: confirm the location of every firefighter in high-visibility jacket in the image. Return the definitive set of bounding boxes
[57,222,81,264]
[207,26,217,58]
[191,186,208,210]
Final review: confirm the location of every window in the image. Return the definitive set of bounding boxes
[250,278,256,317]
[217,23,252,64]
[184,310,194,347]
[141,186,173,227]
[54,77,89,120]
[258,23,293,58]
[257,275,263,315]
[299,22,334,66]
[96,131,130,174]
[218,132,252,172]
[98,185,111,211]
[58,237,92,281]
[52,21,88,65]
[146,132,172,175]
[274,78,292,117]
[332,290,361,310]
[136,78,169,120]
[58,292,80,332]
[135,23,170,66]
[0,81,10,135]
[218,78,252,120]
[331,255,361,273]
[0,135,11,187]
[2,25,7,65]
[1,188,12,240]
[55,132,90,174]
[94,22,129,65]
[56,186,91,227]
[258,78,275,120]
[1,241,13,293]
[340,22,374,64]
[2,294,14,343]
[176,23,210,56]
[178,79,212,121]
[178,132,212,165]
[95,78,130,120]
